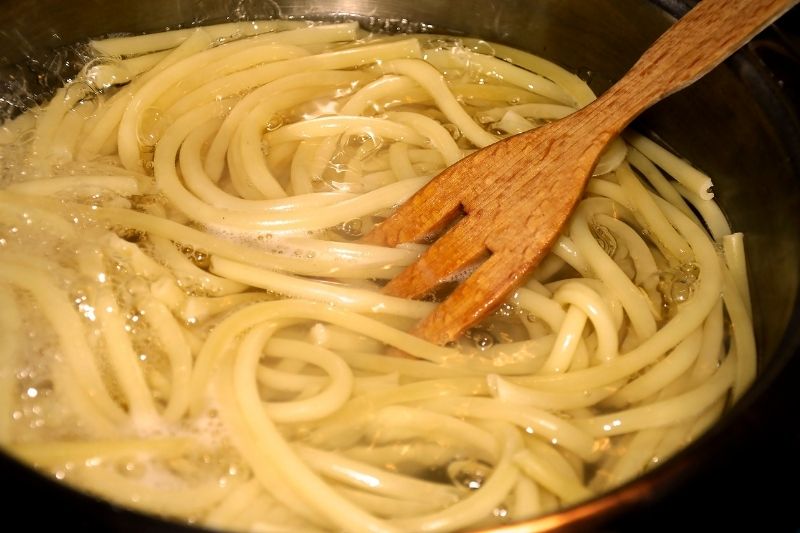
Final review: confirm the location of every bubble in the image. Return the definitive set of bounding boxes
[447,459,493,491]
[442,68,465,81]
[494,302,516,318]
[178,245,210,269]
[191,249,210,269]
[471,40,496,56]
[138,107,170,147]
[64,79,98,108]
[334,218,364,240]
[591,223,617,257]
[47,78,96,120]
[16,128,37,146]
[468,64,488,85]
[139,155,152,175]
[658,262,700,315]
[467,327,495,350]
[670,279,692,303]
[116,459,146,480]
[493,504,509,519]
[424,36,463,52]
[361,16,431,35]
[77,301,97,322]
[265,113,285,132]
[83,56,130,90]
[358,134,383,159]
[116,227,145,243]
[679,261,700,282]
[124,309,143,334]
[442,123,461,140]
[340,131,383,162]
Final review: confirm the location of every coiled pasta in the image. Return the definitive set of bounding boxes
[0,20,754,533]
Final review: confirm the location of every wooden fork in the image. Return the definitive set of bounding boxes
[361,0,796,346]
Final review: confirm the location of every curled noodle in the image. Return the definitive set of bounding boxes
[0,20,754,533]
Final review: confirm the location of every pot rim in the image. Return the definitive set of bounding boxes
[1,1,798,531]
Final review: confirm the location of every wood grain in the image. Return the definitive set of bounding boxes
[362,0,797,346]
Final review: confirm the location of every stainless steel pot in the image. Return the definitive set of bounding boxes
[1,1,798,530]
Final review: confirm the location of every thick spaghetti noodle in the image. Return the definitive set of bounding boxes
[0,20,754,532]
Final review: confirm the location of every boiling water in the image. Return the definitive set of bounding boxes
[0,18,749,533]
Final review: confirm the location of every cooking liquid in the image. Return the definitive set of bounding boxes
[0,20,747,532]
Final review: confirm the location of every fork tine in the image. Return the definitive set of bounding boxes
[361,139,524,247]
[399,182,571,343]
[360,173,465,247]
[409,251,525,345]
[382,215,490,299]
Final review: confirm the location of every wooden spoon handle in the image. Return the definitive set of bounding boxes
[596,0,797,128]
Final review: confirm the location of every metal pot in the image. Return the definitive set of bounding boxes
[1,0,798,530]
